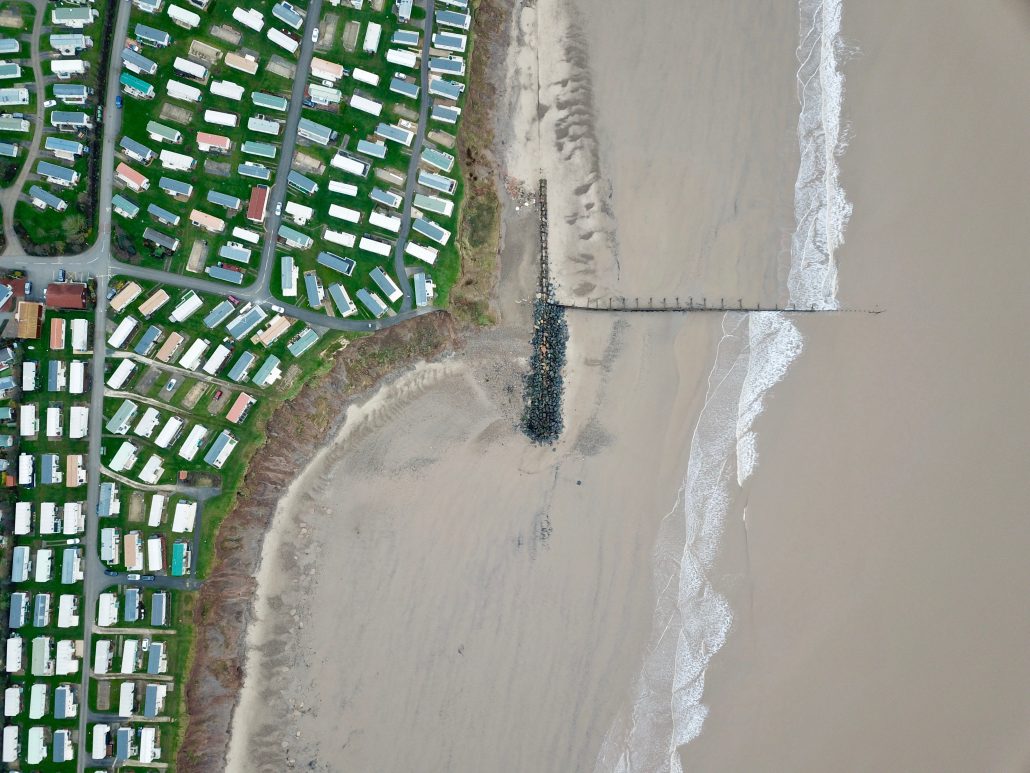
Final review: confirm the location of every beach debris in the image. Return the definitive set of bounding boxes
[520,294,569,444]
[505,175,537,208]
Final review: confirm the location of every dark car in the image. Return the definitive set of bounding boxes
[141,575,156,582]
[104,569,118,577]
[115,95,123,108]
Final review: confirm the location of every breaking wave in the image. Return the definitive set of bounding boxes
[596,0,849,770]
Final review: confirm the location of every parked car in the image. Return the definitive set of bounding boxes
[65,538,80,545]
[271,304,285,313]
[311,27,319,43]
[274,201,282,216]
[164,378,177,392]
[227,295,240,305]
[106,287,117,300]
[215,389,223,399]
[23,281,31,296]
[43,99,56,108]
[56,269,66,282]
[104,569,118,577]
[126,573,141,581]
[115,95,123,108]
[141,575,156,582]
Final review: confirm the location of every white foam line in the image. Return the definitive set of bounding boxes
[596,1,851,769]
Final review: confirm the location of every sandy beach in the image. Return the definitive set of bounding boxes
[224,0,1030,771]
[225,0,799,768]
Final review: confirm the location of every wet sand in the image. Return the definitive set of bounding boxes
[685,2,1030,770]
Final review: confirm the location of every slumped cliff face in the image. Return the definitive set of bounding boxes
[177,313,461,773]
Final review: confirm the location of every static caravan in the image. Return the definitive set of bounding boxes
[323,228,356,248]
[350,93,382,117]
[173,56,208,81]
[167,4,201,28]
[352,67,380,86]
[204,109,238,128]
[232,7,264,32]
[329,284,357,317]
[167,79,202,103]
[386,48,418,69]
[210,79,244,101]
[225,52,259,75]
[267,27,299,54]
[51,59,86,79]
[271,1,304,30]
[159,148,196,171]
[363,22,382,53]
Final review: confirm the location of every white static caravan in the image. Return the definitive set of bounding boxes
[71,318,89,352]
[19,401,36,439]
[323,229,356,248]
[330,153,369,177]
[108,316,138,349]
[369,210,401,233]
[170,291,202,322]
[359,235,392,257]
[352,67,380,86]
[328,179,358,197]
[139,454,164,484]
[148,494,165,527]
[204,110,238,128]
[119,638,138,674]
[210,79,244,101]
[167,4,201,28]
[172,500,197,532]
[232,226,261,244]
[159,149,195,171]
[202,344,231,375]
[134,406,161,438]
[154,416,184,449]
[51,59,86,79]
[363,21,382,53]
[69,360,87,394]
[267,27,298,54]
[178,338,210,371]
[328,204,360,223]
[107,359,135,390]
[178,425,208,462]
[386,48,418,69]
[69,406,89,439]
[349,93,382,117]
[167,79,202,103]
[147,535,164,572]
[232,7,264,31]
[173,56,208,80]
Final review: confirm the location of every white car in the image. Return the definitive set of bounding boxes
[311,27,319,43]
[274,201,282,216]
[43,99,56,108]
